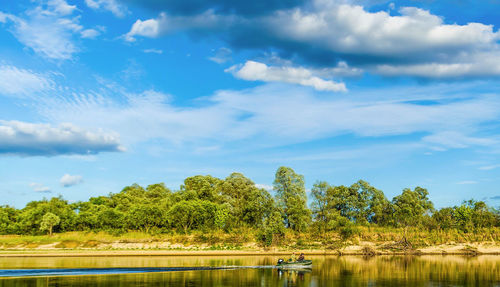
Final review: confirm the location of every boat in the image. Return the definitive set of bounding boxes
[275,259,313,269]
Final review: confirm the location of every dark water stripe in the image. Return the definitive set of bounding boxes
[0,266,277,278]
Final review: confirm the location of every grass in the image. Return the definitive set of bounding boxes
[0,227,498,251]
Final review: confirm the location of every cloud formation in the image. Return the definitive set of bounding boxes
[0,121,124,156]
[0,0,98,60]
[30,183,51,193]
[227,61,347,92]
[37,81,500,152]
[209,47,232,64]
[60,174,83,187]
[123,1,500,79]
[85,0,128,17]
[0,65,53,97]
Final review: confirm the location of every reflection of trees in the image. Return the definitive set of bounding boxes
[313,255,500,286]
[1,255,499,286]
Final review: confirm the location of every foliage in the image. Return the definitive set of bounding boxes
[273,167,311,232]
[1,168,499,238]
[39,212,60,236]
[392,187,434,227]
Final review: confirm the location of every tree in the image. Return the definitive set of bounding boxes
[127,204,165,233]
[432,207,455,229]
[40,212,60,236]
[310,181,357,237]
[0,205,18,234]
[273,167,311,232]
[311,181,330,236]
[453,203,474,232]
[392,187,434,228]
[167,200,220,233]
[17,196,76,234]
[355,180,391,225]
[259,209,286,246]
[182,175,223,202]
[220,173,274,228]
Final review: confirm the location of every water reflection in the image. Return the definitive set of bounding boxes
[0,255,498,286]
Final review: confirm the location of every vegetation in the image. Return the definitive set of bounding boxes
[0,167,499,248]
[39,212,60,236]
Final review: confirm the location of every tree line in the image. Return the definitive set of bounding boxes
[0,167,498,244]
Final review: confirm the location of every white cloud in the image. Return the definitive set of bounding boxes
[30,183,51,193]
[479,164,500,171]
[315,61,363,78]
[47,0,78,16]
[227,61,347,92]
[80,28,101,39]
[0,120,124,156]
[0,65,53,97]
[423,131,498,149]
[124,11,236,42]
[375,51,500,78]
[0,11,8,23]
[269,4,500,57]
[124,2,500,78]
[125,16,162,42]
[208,47,232,64]
[36,81,500,151]
[0,1,100,60]
[85,0,127,17]
[143,48,163,54]
[60,174,83,187]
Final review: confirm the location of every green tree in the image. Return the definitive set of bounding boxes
[469,200,498,228]
[17,196,76,234]
[127,204,165,233]
[181,175,223,202]
[97,207,125,230]
[259,209,286,246]
[310,181,330,236]
[432,207,455,229]
[273,167,311,232]
[0,205,18,234]
[40,212,60,236]
[355,180,391,224]
[453,203,474,232]
[220,173,274,228]
[392,187,434,228]
[167,200,210,233]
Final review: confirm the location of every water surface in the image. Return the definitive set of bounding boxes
[0,255,498,286]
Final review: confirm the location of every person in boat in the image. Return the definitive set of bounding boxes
[297,253,305,262]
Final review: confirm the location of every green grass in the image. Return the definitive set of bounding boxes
[0,227,498,251]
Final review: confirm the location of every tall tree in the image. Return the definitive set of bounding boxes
[355,180,392,225]
[220,172,273,227]
[392,187,434,228]
[310,181,330,236]
[273,167,311,232]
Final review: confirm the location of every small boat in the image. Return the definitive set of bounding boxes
[276,259,313,269]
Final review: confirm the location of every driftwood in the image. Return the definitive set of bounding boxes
[381,237,413,251]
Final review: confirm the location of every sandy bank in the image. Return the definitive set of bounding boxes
[1,243,499,257]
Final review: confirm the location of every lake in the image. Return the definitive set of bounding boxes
[0,255,499,286]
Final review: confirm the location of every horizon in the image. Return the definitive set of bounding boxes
[1,0,499,209]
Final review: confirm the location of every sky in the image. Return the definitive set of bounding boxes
[0,0,499,208]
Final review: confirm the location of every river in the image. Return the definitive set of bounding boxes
[0,255,498,286]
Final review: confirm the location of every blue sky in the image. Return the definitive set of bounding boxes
[0,0,499,208]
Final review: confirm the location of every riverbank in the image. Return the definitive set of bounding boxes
[1,243,499,256]
[1,229,499,256]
